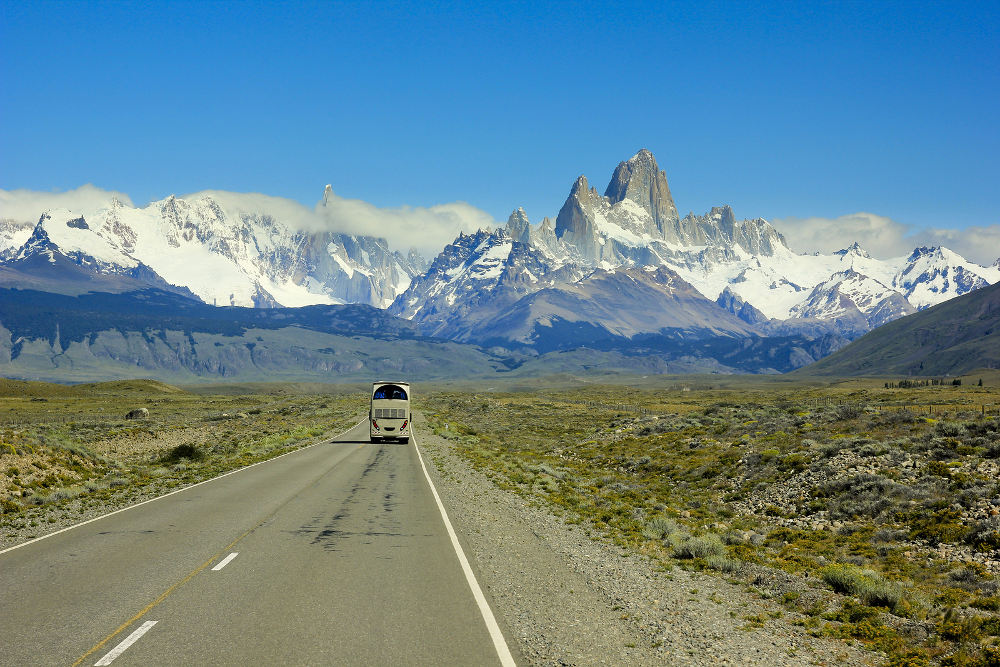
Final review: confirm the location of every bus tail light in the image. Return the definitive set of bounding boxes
[371,419,380,431]
[401,420,408,431]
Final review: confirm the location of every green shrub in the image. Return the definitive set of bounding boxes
[835,404,864,420]
[0,497,21,514]
[909,508,969,544]
[47,485,86,502]
[642,516,678,540]
[972,596,1000,612]
[820,563,907,611]
[704,554,742,573]
[966,517,1000,551]
[815,473,906,521]
[160,443,205,462]
[980,616,1000,636]
[530,463,568,480]
[673,534,725,559]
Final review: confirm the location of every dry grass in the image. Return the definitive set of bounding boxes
[0,380,366,536]
[423,380,1000,666]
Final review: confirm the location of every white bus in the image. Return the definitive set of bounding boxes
[370,381,411,443]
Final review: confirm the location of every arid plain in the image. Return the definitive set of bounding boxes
[2,374,1000,666]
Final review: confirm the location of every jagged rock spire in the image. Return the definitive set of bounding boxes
[506,207,531,244]
[604,149,679,236]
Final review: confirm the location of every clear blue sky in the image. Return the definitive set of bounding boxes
[2,0,998,231]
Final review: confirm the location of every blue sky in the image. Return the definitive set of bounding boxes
[2,1,998,258]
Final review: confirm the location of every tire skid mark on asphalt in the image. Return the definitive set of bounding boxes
[292,444,420,551]
[70,423,368,667]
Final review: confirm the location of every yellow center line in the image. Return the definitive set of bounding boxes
[71,525,255,667]
[72,439,366,666]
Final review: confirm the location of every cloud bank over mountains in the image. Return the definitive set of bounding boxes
[0,185,135,222]
[316,187,495,257]
[771,212,1000,265]
[2,185,996,264]
[0,185,494,258]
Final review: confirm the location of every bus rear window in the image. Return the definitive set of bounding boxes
[373,385,407,400]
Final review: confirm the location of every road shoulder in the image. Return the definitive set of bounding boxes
[417,424,871,666]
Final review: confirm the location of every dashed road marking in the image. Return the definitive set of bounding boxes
[212,552,239,571]
[93,621,157,666]
[69,422,367,666]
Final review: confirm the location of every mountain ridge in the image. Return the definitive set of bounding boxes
[2,149,996,376]
[796,280,1000,376]
[1,194,425,309]
[388,150,997,353]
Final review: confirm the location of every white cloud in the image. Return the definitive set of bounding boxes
[188,186,495,257]
[918,226,1000,266]
[315,187,495,257]
[772,212,1000,266]
[0,184,134,223]
[0,185,496,258]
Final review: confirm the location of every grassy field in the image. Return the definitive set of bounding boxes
[422,375,1000,667]
[4,373,1000,665]
[0,379,367,542]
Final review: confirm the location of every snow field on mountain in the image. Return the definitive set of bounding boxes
[35,208,139,267]
[2,149,997,347]
[1,190,422,309]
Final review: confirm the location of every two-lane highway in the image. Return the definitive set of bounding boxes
[0,419,515,666]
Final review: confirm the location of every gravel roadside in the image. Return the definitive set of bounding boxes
[415,422,873,666]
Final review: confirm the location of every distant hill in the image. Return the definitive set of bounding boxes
[0,286,854,383]
[795,280,1000,376]
[0,288,509,384]
[0,377,186,397]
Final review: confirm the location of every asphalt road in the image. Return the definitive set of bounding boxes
[0,419,514,666]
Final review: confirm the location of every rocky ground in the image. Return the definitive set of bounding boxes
[417,418,872,666]
[418,387,1000,666]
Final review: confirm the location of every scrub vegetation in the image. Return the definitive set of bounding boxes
[0,379,366,544]
[424,379,1000,667]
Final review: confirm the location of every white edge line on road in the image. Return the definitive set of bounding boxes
[412,430,516,667]
[211,552,239,571]
[0,418,369,557]
[93,620,157,665]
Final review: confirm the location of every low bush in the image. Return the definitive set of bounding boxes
[642,516,678,540]
[1,497,21,514]
[835,404,865,420]
[160,443,205,463]
[876,409,919,426]
[814,473,907,521]
[704,554,742,573]
[820,563,907,612]
[909,508,968,545]
[965,516,1000,551]
[673,534,725,559]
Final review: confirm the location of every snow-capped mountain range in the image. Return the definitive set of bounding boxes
[389,150,999,346]
[0,191,424,308]
[1,149,997,355]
